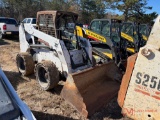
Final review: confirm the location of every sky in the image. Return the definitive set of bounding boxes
[147,0,160,14]
[110,0,160,15]
[0,0,159,15]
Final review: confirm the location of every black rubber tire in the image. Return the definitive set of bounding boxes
[16,53,34,76]
[35,61,59,90]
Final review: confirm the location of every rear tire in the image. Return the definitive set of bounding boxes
[16,53,34,76]
[35,61,59,90]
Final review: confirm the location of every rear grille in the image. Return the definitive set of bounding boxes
[38,14,56,37]
[39,26,55,37]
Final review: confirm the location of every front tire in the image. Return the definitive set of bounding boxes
[35,61,59,90]
[16,53,34,76]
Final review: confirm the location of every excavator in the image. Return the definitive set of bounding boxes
[16,11,122,118]
[118,15,160,120]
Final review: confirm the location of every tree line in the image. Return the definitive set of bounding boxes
[0,0,158,25]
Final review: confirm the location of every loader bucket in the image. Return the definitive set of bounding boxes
[61,62,122,117]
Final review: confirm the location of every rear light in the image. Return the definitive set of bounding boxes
[3,25,7,30]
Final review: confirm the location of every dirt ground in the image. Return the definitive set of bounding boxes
[0,37,131,120]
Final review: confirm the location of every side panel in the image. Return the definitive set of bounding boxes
[121,46,160,120]
[58,41,72,74]
[121,16,160,120]
[35,50,63,72]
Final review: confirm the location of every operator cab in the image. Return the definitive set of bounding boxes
[36,11,92,70]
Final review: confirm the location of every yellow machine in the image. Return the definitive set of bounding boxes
[120,22,150,56]
[139,24,151,45]
[76,20,150,71]
[76,19,124,70]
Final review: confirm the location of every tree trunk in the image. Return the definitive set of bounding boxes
[124,8,128,22]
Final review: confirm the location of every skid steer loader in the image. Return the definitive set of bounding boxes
[120,22,140,56]
[120,22,150,57]
[118,15,160,120]
[76,19,125,69]
[16,11,122,117]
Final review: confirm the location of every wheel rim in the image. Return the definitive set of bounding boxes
[37,66,49,88]
[17,57,25,72]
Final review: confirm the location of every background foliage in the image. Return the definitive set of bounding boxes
[0,0,157,25]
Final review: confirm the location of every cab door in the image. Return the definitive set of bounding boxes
[89,20,102,34]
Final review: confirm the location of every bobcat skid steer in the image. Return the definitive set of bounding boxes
[0,68,36,120]
[118,15,160,120]
[16,11,122,117]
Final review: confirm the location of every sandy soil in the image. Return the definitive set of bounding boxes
[0,37,131,120]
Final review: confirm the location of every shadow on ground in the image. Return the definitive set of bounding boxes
[0,39,10,45]
[3,70,30,90]
[0,35,19,45]
[4,35,19,42]
[32,110,76,120]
